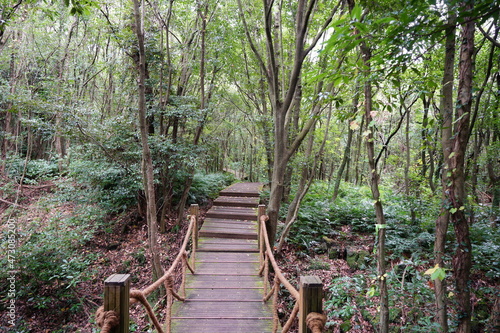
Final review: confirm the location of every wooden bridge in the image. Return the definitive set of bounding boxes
[170,182,273,332]
[96,183,325,333]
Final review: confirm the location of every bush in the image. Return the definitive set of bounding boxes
[285,182,377,250]
[68,158,142,212]
[187,172,236,205]
[324,275,372,328]
[5,157,59,184]
[470,209,500,279]
[0,200,101,317]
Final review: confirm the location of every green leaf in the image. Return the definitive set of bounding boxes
[351,4,362,20]
[375,17,395,25]
[431,268,446,281]
[366,285,376,297]
[424,265,447,281]
[375,224,387,234]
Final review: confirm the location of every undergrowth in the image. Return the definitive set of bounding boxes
[280,180,499,331]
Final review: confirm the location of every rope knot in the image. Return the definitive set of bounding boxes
[96,306,119,333]
[306,312,327,333]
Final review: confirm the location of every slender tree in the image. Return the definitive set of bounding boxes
[237,0,338,244]
[132,0,164,283]
[447,2,475,331]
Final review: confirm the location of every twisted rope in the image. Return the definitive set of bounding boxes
[306,312,327,333]
[96,306,119,333]
[282,302,300,333]
[130,290,164,333]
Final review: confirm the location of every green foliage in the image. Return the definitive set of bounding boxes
[386,258,439,331]
[324,275,372,327]
[69,157,142,212]
[5,157,59,184]
[184,172,236,205]
[470,208,500,279]
[0,192,102,317]
[286,182,377,251]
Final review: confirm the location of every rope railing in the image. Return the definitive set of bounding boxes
[258,205,326,333]
[95,204,200,333]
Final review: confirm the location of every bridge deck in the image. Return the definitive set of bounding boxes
[170,182,275,332]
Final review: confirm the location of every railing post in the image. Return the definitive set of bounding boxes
[298,275,323,333]
[258,204,266,250]
[190,204,199,270]
[104,274,130,333]
[190,204,199,249]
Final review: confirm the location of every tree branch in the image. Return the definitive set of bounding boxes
[236,0,269,83]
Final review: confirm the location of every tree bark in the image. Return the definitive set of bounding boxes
[447,3,475,331]
[434,10,457,332]
[332,122,353,201]
[361,43,389,333]
[132,0,164,284]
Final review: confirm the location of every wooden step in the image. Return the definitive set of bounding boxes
[197,238,259,253]
[205,206,257,220]
[213,196,260,208]
[218,182,264,198]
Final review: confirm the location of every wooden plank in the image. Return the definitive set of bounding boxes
[213,196,260,208]
[185,274,263,289]
[198,238,258,245]
[195,251,259,262]
[219,183,263,198]
[172,300,273,318]
[202,220,257,229]
[205,207,257,220]
[171,318,274,333]
[197,245,259,253]
[185,288,264,301]
[194,262,259,275]
[207,206,257,214]
[199,229,257,240]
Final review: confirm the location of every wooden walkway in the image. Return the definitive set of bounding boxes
[171,182,274,332]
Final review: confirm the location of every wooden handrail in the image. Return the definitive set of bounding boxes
[96,204,200,333]
[260,214,300,299]
[258,209,325,333]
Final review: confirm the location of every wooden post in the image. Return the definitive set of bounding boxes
[190,204,199,249]
[258,204,266,251]
[190,204,199,270]
[104,274,130,333]
[298,275,323,333]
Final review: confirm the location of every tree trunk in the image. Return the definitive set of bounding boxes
[434,10,457,332]
[447,4,475,331]
[132,0,164,284]
[176,4,208,226]
[332,122,354,201]
[361,43,389,333]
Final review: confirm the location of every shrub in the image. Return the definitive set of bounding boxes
[5,157,59,184]
[68,158,142,212]
[0,205,100,317]
[324,275,372,328]
[187,172,236,204]
[470,209,500,279]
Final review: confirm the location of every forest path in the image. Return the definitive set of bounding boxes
[170,182,275,332]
